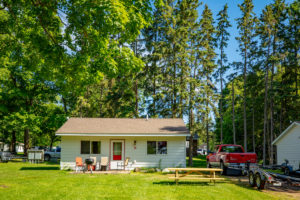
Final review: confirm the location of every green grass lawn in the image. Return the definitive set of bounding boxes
[187,155,207,167]
[0,157,291,200]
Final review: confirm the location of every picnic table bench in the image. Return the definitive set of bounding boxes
[167,168,224,184]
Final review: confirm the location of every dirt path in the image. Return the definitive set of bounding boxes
[227,176,300,200]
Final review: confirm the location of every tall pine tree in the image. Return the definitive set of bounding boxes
[198,5,217,152]
[215,4,231,144]
[236,0,257,152]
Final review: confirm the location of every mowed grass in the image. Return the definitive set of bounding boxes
[187,155,207,167]
[0,157,290,200]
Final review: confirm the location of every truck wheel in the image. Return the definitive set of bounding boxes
[284,167,290,176]
[44,154,51,161]
[249,172,256,187]
[207,161,211,168]
[220,161,227,175]
[255,173,266,190]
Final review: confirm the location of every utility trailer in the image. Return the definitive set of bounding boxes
[246,163,300,190]
[0,151,27,162]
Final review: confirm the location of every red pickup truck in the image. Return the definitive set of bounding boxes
[206,144,257,175]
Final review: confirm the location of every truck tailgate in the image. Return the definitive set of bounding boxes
[228,153,257,163]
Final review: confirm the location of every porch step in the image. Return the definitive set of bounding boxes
[70,170,131,174]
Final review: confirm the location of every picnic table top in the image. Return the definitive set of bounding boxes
[167,168,223,172]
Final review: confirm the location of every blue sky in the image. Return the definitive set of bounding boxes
[199,0,294,67]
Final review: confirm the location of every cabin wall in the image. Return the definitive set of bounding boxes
[60,136,186,170]
[276,125,300,169]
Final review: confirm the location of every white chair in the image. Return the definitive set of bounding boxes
[117,157,130,170]
[100,157,109,171]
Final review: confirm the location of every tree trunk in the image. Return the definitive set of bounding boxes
[270,80,274,164]
[263,60,269,166]
[179,72,184,119]
[220,70,223,144]
[188,72,195,167]
[62,97,68,113]
[50,137,54,151]
[206,115,209,154]
[232,81,236,144]
[24,128,30,156]
[133,40,139,118]
[252,106,255,153]
[172,62,176,118]
[280,95,283,134]
[220,41,224,144]
[11,130,16,154]
[269,36,277,165]
[99,82,104,117]
[189,134,193,167]
[153,75,156,115]
[135,79,138,117]
[243,50,247,152]
[206,74,210,153]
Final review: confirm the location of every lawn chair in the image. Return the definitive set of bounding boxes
[75,157,84,173]
[117,157,130,170]
[100,157,108,171]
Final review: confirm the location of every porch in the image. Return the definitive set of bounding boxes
[70,170,131,174]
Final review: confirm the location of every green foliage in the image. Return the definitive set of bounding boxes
[0,0,298,160]
[215,0,299,162]
[0,0,151,148]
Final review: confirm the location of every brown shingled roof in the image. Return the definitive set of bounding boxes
[56,118,189,135]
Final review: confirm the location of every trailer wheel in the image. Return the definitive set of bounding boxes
[255,173,266,190]
[249,172,256,187]
[44,154,51,161]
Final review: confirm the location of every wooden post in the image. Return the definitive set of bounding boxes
[175,170,178,185]
[213,171,216,184]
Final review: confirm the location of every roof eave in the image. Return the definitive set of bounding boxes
[272,122,300,145]
[56,133,190,137]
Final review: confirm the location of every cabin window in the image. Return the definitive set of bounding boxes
[81,141,90,154]
[91,141,101,154]
[157,141,167,154]
[147,141,156,154]
[147,141,168,155]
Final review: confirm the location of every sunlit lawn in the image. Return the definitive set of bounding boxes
[0,157,291,200]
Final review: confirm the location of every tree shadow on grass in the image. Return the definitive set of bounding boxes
[20,167,60,170]
[153,181,222,186]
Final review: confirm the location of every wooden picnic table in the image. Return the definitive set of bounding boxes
[167,168,224,184]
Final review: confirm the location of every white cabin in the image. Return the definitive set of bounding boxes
[56,118,188,170]
[0,142,24,153]
[272,122,300,170]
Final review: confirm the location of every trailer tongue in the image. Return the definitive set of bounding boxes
[269,172,300,186]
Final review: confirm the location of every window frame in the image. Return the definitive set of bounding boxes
[147,141,157,155]
[80,140,101,155]
[157,141,167,154]
[80,141,90,154]
[91,141,101,154]
[147,141,168,155]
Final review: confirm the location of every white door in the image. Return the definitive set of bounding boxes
[110,140,125,170]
